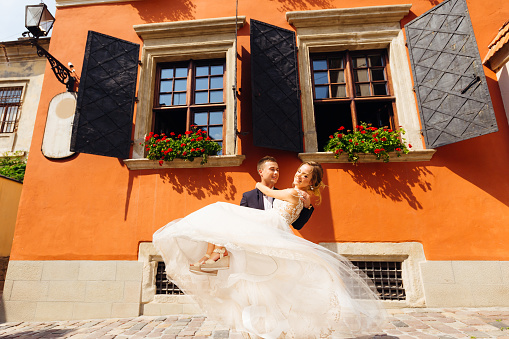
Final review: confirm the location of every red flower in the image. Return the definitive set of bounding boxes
[349,139,353,142]
[338,126,345,130]
[374,148,381,154]
[162,136,167,140]
[185,131,192,135]
[168,148,173,152]
[206,137,211,140]
[381,137,387,141]
[408,144,412,148]
[335,150,340,154]
[338,134,343,138]
[355,142,359,146]
[191,138,195,142]
[329,135,333,139]
[178,134,182,138]
[170,132,175,136]
[360,131,366,134]
[149,132,154,136]
[373,138,378,142]
[201,149,205,153]
[388,129,393,132]
[154,134,159,138]
[181,143,186,147]
[395,148,401,151]
[381,148,385,151]
[159,160,164,166]
[361,140,365,143]
[197,136,203,141]
[191,148,195,152]
[183,151,187,156]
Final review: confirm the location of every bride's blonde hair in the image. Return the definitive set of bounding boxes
[300,161,325,205]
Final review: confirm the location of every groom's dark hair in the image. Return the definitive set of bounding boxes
[257,156,278,171]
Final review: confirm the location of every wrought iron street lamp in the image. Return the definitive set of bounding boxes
[24,3,76,92]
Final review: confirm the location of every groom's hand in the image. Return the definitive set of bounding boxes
[300,191,311,208]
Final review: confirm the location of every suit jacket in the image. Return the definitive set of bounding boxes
[240,188,314,230]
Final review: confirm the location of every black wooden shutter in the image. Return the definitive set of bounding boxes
[250,20,303,152]
[70,31,140,159]
[405,0,498,148]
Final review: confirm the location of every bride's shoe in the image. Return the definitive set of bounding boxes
[201,248,229,271]
[189,254,218,276]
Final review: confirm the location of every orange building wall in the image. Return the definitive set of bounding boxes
[10,0,509,262]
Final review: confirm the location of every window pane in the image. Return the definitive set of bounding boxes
[216,142,223,155]
[329,58,343,69]
[353,57,367,68]
[356,101,392,128]
[175,67,188,77]
[355,84,370,96]
[315,86,329,99]
[312,59,327,70]
[194,112,208,125]
[354,69,369,82]
[369,55,383,67]
[174,79,187,91]
[313,71,328,85]
[210,65,223,75]
[210,76,223,89]
[195,78,209,90]
[210,111,223,124]
[160,80,173,93]
[209,126,223,140]
[330,70,344,83]
[161,68,174,79]
[196,66,209,76]
[373,83,387,95]
[174,93,187,105]
[371,69,385,81]
[195,91,208,104]
[159,94,172,106]
[210,90,223,103]
[331,85,346,98]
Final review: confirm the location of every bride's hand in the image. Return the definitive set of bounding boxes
[300,191,311,208]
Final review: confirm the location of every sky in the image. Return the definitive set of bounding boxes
[0,0,57,42]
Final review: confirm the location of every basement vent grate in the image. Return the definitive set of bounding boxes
[156,261,184,295]
[351,261,406,301]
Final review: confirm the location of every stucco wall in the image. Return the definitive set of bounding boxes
[0,176,22,257]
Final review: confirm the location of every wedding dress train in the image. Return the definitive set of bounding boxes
[153,192,386,338]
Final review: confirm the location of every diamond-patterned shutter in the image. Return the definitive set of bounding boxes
[250,20,303,152]
[405,0,498,148]
[70,31,139,158]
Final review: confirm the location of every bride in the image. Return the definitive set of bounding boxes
[153,161,386,338]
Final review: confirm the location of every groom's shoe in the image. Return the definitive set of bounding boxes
[189,265,218,276]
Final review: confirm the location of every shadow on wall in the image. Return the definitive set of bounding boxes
[269,0,334,12]
[341,163,434,210]
[158,169,238,201]
[130,0,196,22]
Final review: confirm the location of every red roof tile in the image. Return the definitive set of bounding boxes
[483,20,509,70]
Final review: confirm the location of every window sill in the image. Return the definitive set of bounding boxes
[298,149,436,163]
[123,155,246,170]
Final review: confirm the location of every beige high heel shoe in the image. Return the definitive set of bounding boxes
[189,254,217,276]
[200,248,229,271]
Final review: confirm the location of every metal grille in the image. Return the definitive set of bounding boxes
[156,261,183,295]
[351,261,406,301]
[0,87,23,133]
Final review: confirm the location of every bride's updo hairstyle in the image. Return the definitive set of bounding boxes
[300,161,325,205]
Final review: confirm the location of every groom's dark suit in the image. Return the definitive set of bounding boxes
[240,188,314,230]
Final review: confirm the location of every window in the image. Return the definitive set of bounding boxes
[155,261,183,295]
[286,5,431,158]
[311,50,396,150]
[0,87,23,133]
[129,16,247,169]
[153,60,225,154]
[351,261,406,301]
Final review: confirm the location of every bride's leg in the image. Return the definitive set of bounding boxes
[208,245,228,262]
[190,242,215,267]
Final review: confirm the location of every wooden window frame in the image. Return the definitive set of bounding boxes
[152,59,226,150]
[310,50,399,133]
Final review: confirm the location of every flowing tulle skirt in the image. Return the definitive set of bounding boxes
[153,202,386,338]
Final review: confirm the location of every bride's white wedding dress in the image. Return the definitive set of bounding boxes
[153,190,386,338]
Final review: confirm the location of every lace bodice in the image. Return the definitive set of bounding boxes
[272,189,304,226]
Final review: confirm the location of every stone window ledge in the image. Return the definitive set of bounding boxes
[298,149,436,164]
[124,155,245,170]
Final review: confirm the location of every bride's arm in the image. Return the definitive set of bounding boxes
[255,182,299,204]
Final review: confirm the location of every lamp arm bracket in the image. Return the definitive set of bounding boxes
[31,39,76,92]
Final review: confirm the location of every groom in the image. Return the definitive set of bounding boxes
[240,156,314,230]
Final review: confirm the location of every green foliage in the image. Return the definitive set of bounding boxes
[0,152,26,182]
[324,122,412,163]
[143,126,222,165]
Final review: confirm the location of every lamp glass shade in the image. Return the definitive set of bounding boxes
[25,3,55,38]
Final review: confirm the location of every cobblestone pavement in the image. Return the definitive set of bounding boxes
[0,308,509,338]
